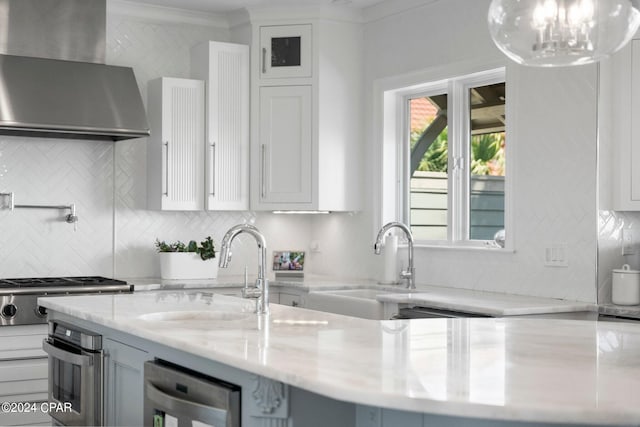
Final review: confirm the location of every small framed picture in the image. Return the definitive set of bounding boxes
[272,251,305,278]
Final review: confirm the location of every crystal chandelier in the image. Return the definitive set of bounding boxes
[488,0,640,66]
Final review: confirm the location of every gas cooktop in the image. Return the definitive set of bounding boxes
[0,276,127,289]
[0,276,132,325]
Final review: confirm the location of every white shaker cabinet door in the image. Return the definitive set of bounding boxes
[258,85,313,205]
[629,40,640,205]
[147,77,205,211]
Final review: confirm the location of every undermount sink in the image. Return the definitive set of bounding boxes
[306,289,390,320]
[138,310,250,323]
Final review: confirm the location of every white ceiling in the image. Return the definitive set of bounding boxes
[123,0,385,14]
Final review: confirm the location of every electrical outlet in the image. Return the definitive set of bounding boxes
[544,243,569,267]
[622,229,636,255]
[309,240,321,253]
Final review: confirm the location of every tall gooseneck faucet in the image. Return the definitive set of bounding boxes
[374,222,415,289]
[219,224,270,314]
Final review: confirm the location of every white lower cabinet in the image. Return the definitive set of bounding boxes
[0,358,49,426]
[0,325,48,427]
[271,287,307,308]
[277,291,305,307]
[104,338,148,427]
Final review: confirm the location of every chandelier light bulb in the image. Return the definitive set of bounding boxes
[488,0,640,67]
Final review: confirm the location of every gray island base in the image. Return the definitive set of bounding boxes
[38,291,640,427]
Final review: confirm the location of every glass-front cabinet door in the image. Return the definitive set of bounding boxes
[259,24,312,79]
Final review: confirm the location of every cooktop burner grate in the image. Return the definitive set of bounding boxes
[0,276,127,289]
[0,276,132,326]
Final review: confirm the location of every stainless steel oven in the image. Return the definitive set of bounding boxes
[42,320,103,426]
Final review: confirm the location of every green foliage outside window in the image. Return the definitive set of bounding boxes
[411,128,505,176]
[411,128,449,173]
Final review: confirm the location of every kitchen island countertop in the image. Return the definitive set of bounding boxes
[375,287,596,316]
[39,291,640,426]
[128,275,597,316]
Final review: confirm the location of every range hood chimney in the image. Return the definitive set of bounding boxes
[0,0,149,141]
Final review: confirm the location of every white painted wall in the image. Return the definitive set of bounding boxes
[0,0,600,302]
[309,0,598,302]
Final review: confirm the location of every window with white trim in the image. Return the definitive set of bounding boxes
[400,69,507,246]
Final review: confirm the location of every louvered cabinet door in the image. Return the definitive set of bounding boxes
[191,41,250,211]
[147,77,205,211]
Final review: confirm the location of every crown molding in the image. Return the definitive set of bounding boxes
[362,0,441,23]
[245,5,363,24]
[226,8,251,29]
[107,0,229,28]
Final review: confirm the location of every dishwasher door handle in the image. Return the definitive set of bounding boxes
[43,339,93,367]
[145,381,228,425]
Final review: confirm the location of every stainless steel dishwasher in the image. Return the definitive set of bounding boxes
[144,360,241,427]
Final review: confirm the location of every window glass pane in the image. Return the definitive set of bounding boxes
[408,94,448,240]
[468,82,505,241]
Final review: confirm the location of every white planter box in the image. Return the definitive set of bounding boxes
[159,253,218,280]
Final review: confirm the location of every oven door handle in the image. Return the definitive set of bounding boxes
[145,381,228,425]
[43,339,93,367]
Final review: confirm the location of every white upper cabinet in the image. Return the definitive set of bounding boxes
[251,19,362,211]
[260,24,312,80]
[259,85,312,204]
[147,77,205,211]
[629,40,640,205]
[607,39,640,210]
[191,41,250,211]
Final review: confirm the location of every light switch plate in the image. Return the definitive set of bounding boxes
[544,243,569,267]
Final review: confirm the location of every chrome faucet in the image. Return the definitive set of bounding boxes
[219,224,270,314]
[374,222,415,289]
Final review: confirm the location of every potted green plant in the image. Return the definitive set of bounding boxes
[154,236,217,280]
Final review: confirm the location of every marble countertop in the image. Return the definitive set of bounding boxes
[125,275,378,292]
[126,276,246,291]
[375,286,596,316]
[127,276,595,317]
[39,291,640,425]
[599,304,640,320]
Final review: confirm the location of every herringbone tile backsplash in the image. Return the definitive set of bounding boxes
[0,138,114,277]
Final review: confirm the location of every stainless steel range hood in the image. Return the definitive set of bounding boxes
[0,54,149,141]
[0,0,149,141]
